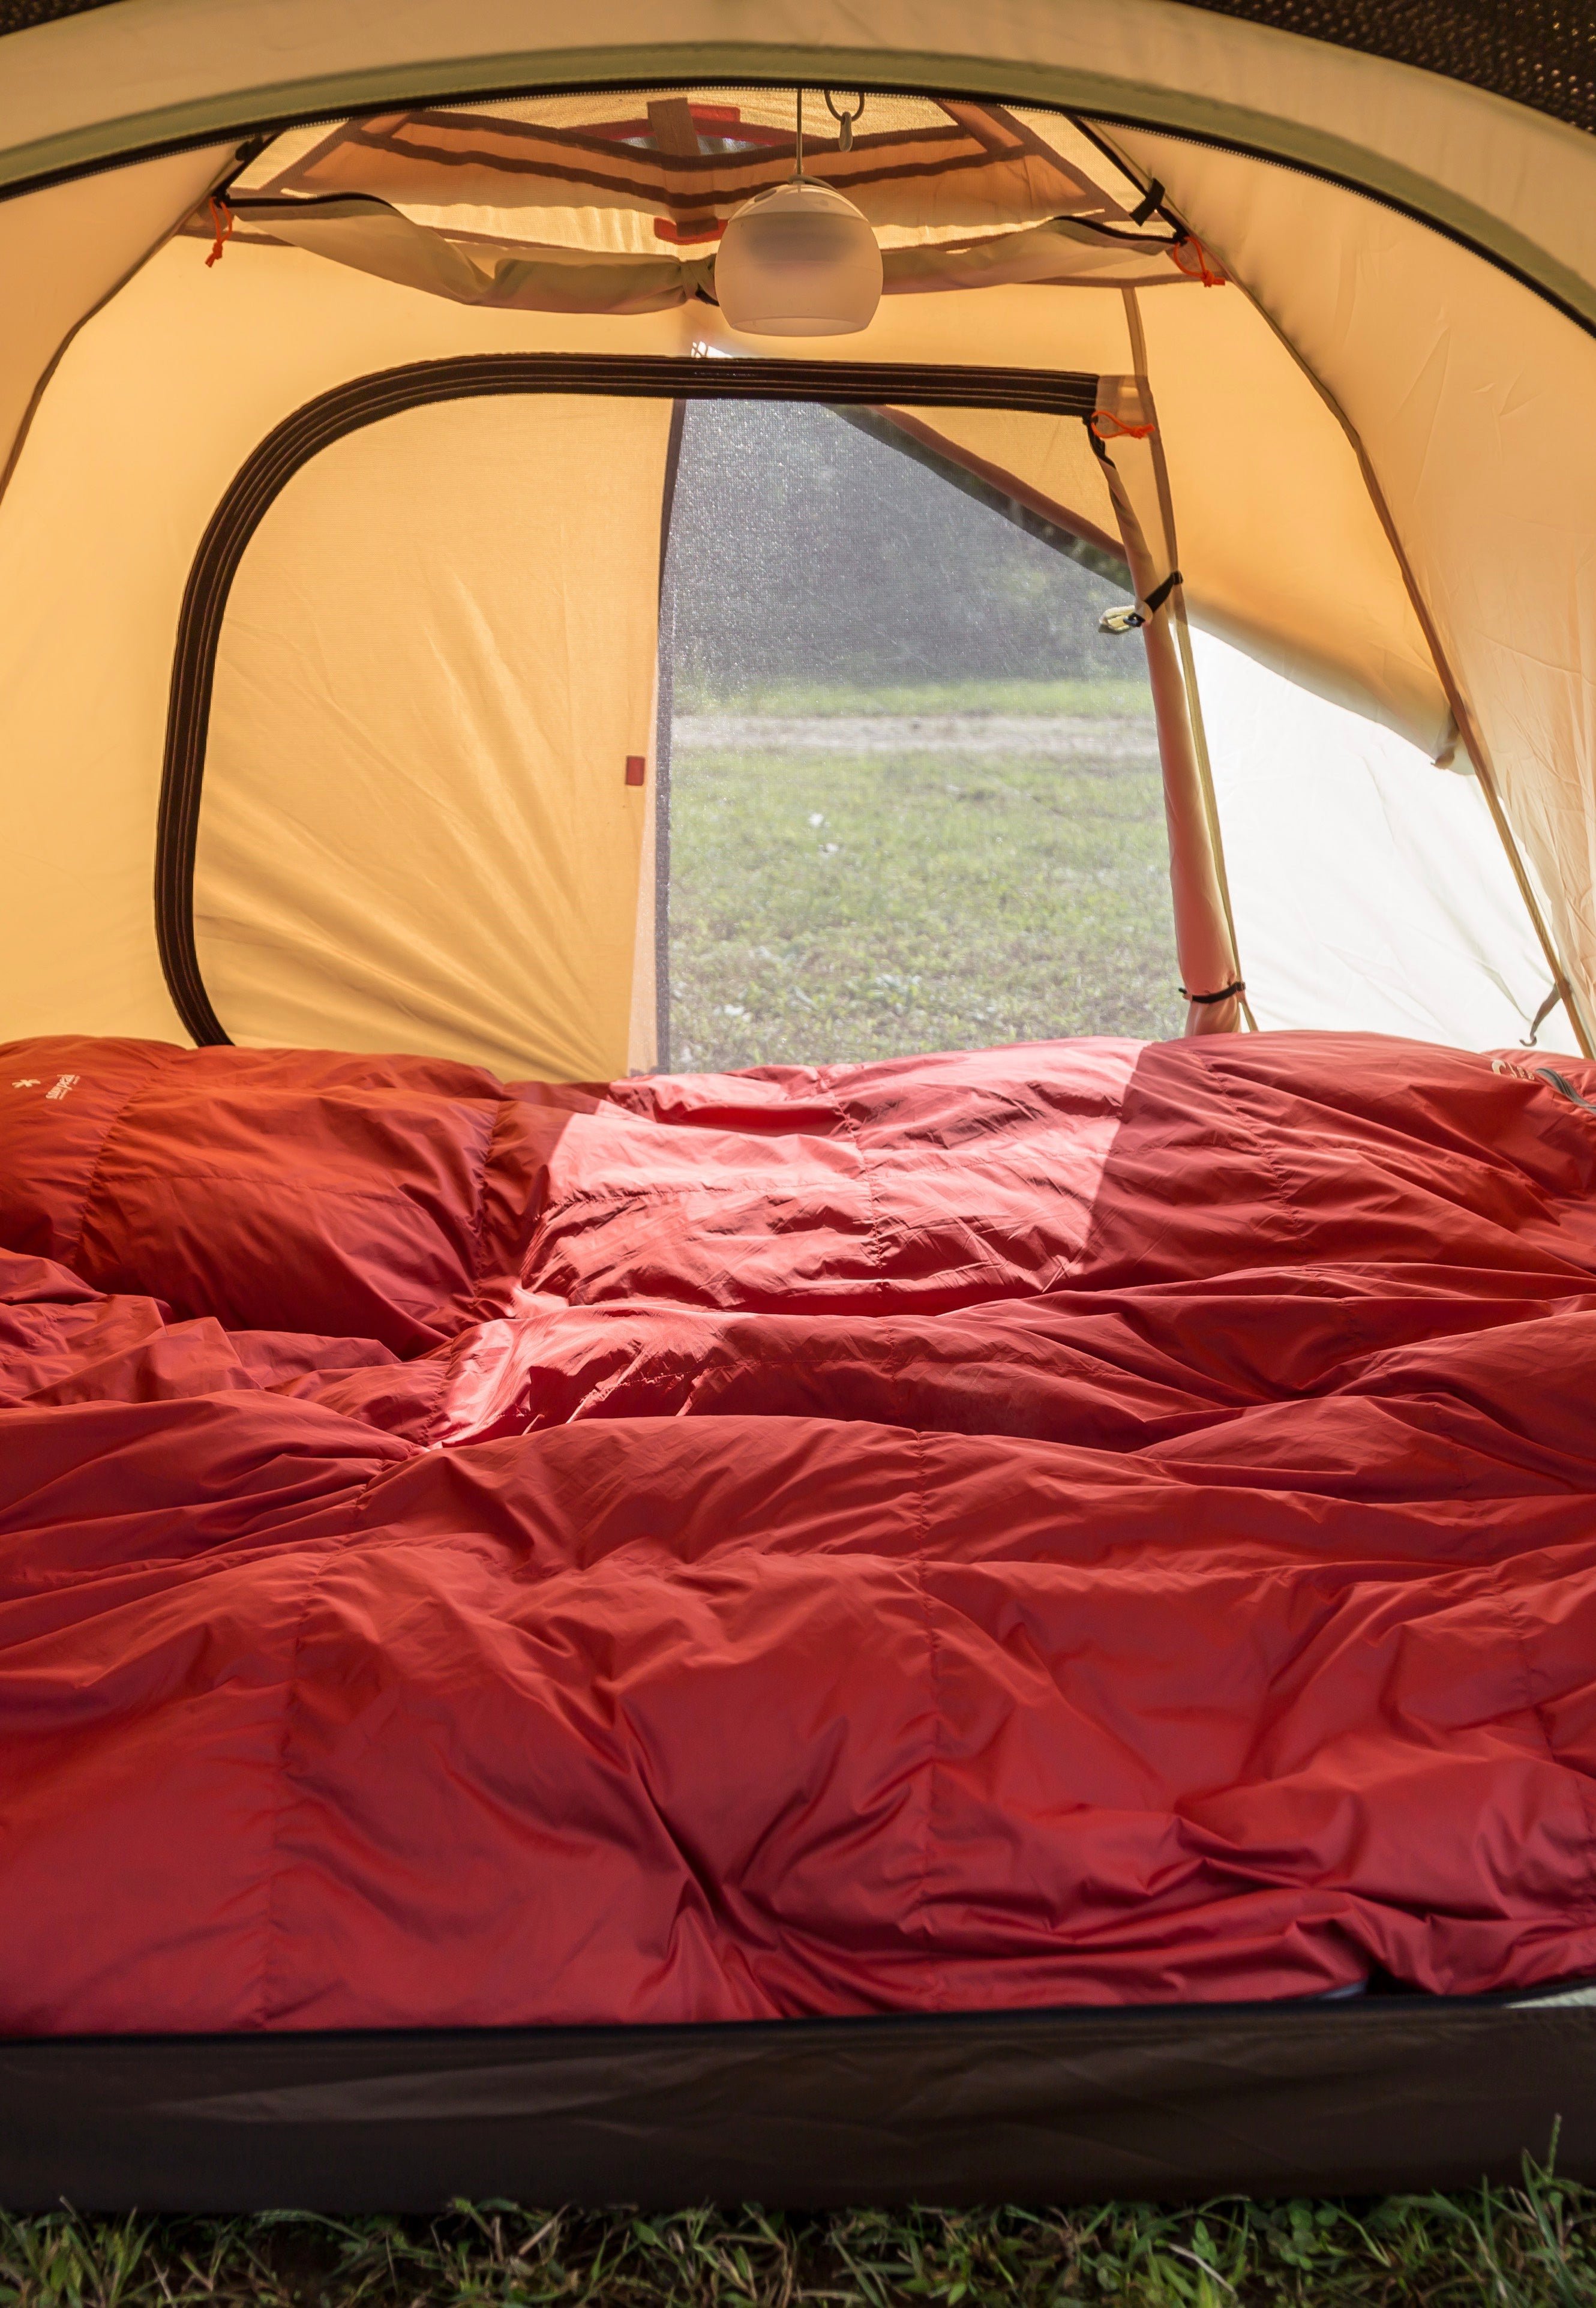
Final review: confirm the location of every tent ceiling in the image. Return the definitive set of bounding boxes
[211,97,1201,313]
[5,0,1594,140]
[2,1,1594,341]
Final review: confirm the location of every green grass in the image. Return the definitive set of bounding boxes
[7,2159,1596,2305]
[668,728,1183,1072]
[674,678,1154,720]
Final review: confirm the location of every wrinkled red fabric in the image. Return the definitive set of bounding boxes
[2,1028,1596,2035]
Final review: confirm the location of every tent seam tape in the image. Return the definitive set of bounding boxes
[258,1526,353,2030]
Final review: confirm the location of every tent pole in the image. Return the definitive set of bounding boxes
[1097,305,1243,1038]
[1122,289,1255,1033]
[1094,437,1242,1038]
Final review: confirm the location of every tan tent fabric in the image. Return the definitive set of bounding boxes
[0,235,692,1048]
[199,392,671,1082]
[1112,127,1596,1042]
[0,144,235,495]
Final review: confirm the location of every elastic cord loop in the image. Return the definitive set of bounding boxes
[205,197,235,268]
[1170,233,1225,286]
[1090,409,1156,442]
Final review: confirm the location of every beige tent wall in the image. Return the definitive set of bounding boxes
[1115,131,1596,1038]
[200,393,671,1083]
[0,225,1460,1063]
[1193,628,1584,1053]
[0,233,695,1050]
[0,144,235,493]
[1127,283,1449,754]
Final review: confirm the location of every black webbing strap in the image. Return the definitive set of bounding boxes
[1142,568,1183,617]
[1180,979,1247,1004]
[1130,179,1166,227]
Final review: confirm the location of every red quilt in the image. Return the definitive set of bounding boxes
[2,1029,1596,2034]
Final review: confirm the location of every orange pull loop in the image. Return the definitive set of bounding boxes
[205,197,235,268]
[1090,410,1157,442]
[1170,233,1225,286]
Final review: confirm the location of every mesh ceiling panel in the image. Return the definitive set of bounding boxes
[0,0,1592,137]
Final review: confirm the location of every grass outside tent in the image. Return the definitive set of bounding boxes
[667,679,1184,1069]
[5,2159,1596,2306]
[671,679,1155,720]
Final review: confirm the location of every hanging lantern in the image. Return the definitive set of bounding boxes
[713,93,882,337]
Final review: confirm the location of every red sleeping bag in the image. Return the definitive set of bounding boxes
[2,1028,1596,2034]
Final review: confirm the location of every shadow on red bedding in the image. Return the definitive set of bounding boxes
[2,1028,1595,2035]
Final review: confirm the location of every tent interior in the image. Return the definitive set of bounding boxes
[7,29,1596,2206]
[3,82,1592,1075]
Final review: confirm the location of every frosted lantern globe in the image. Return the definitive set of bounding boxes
[714,179,883,336]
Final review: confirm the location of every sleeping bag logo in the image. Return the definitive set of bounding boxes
[10,1073,79,1099]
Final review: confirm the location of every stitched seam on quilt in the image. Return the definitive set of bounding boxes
[257,1492,368,2028]
[1206,1063,1315,1251]
[1499,1567,1596,1925]
[460,1099,505,1305]
[415,1336,464,1450]
[63,1045,182,1273]
[911,1425,947,2012]
[824,1081,889,1296]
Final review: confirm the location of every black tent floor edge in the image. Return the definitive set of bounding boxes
[3,1993,1593,2210]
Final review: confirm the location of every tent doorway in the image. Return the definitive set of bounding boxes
[664,397,1179,1072]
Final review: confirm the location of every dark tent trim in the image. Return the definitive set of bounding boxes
[2,1989,1594,2212]
[4,0,1594,137]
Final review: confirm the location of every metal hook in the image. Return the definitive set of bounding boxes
[823,89,866,152]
